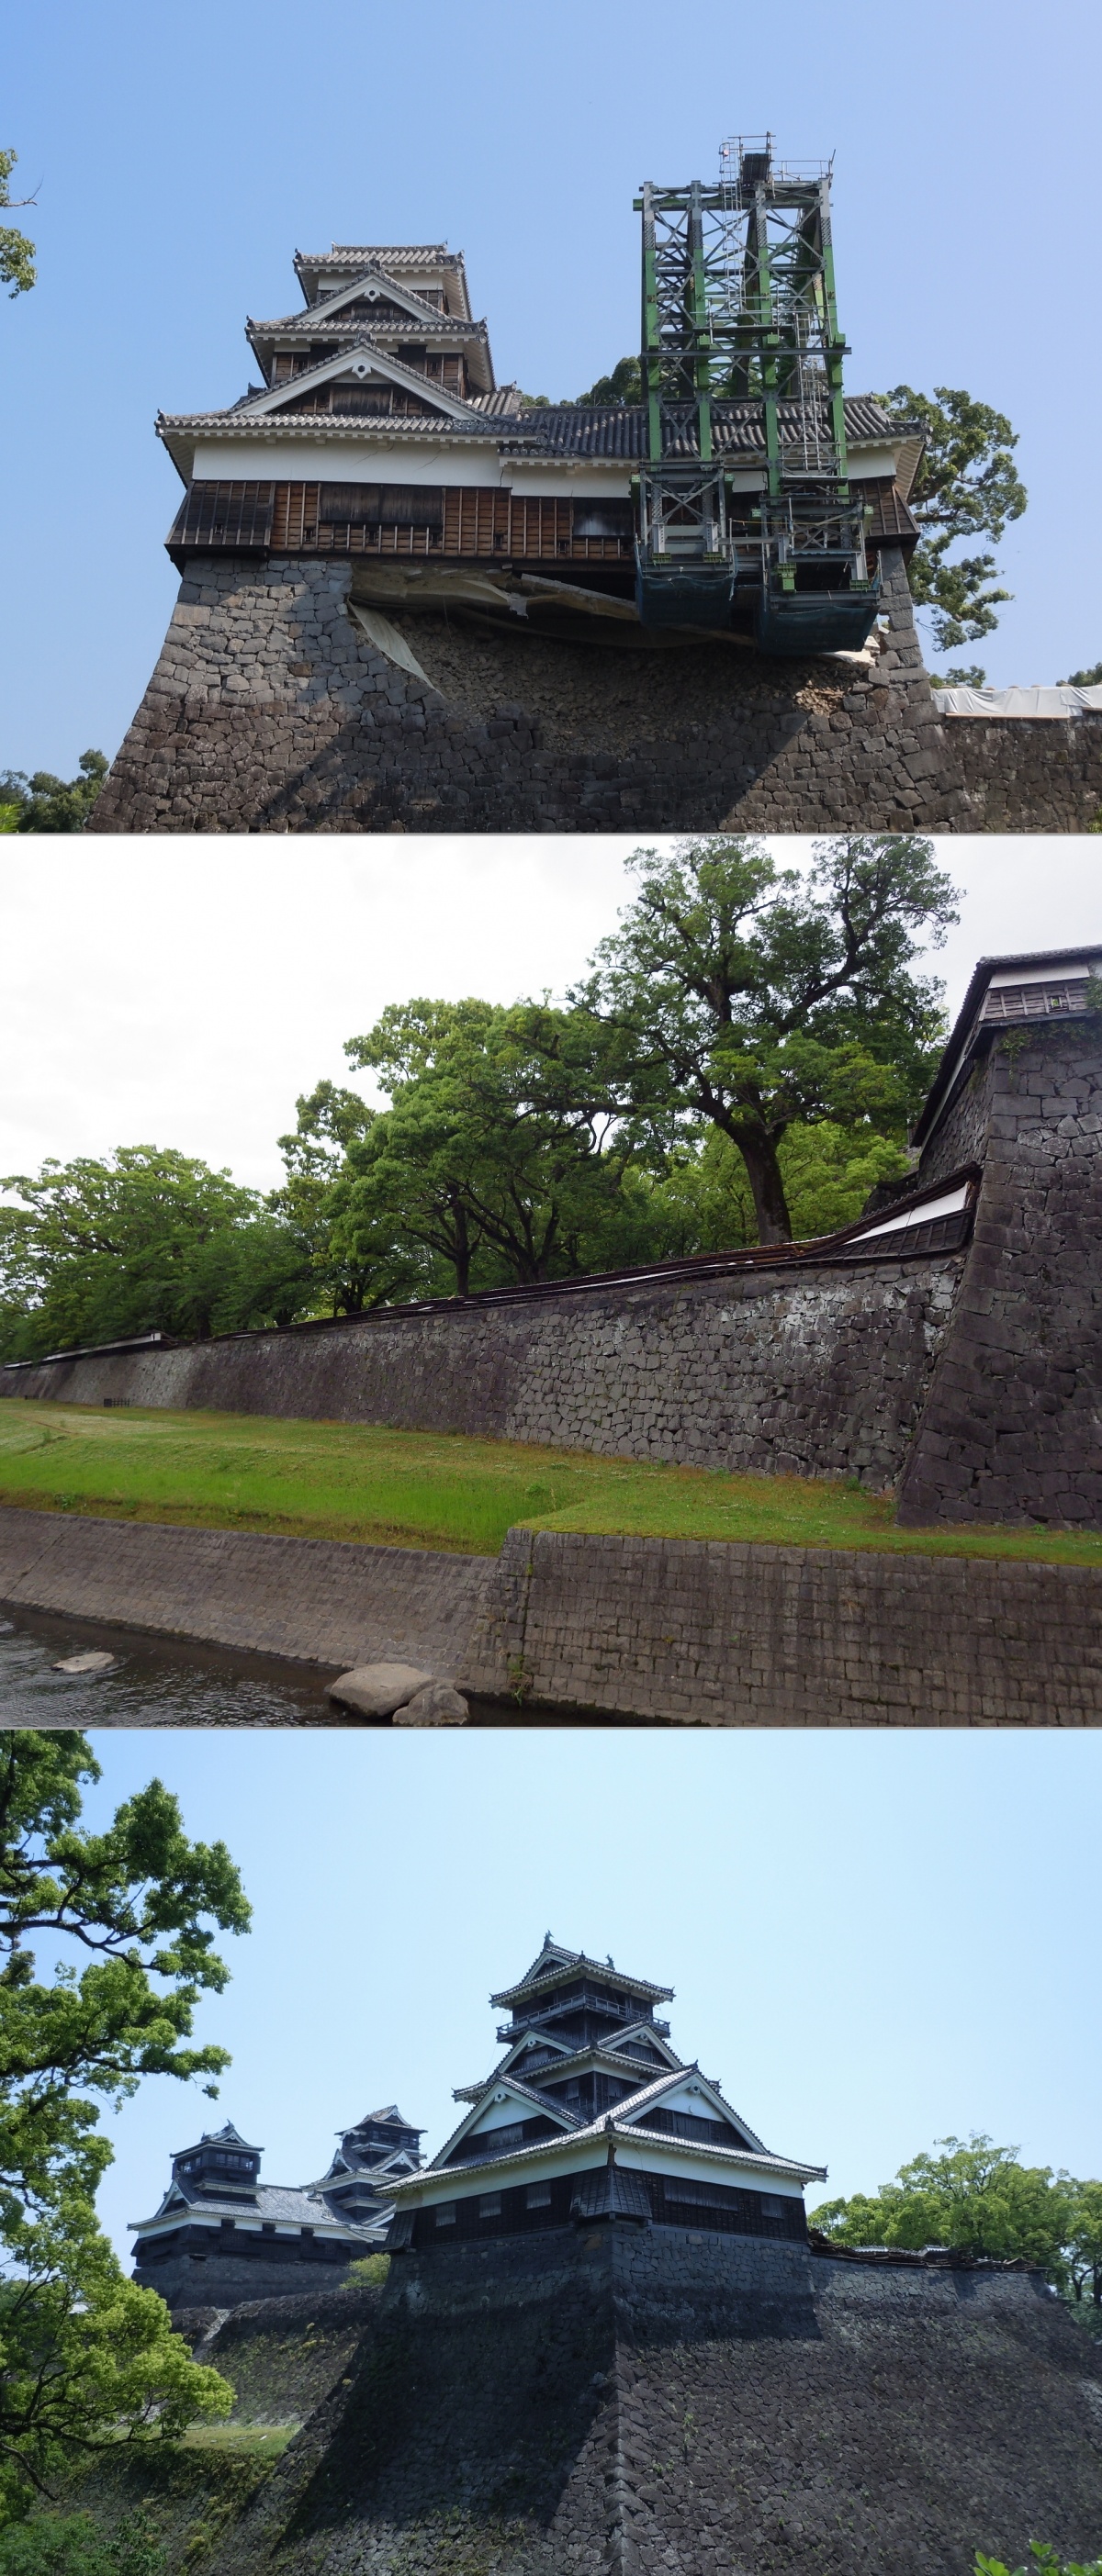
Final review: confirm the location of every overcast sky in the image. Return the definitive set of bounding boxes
[2,834,1099,1193]
[72,1726,1101,2273]
[3,0,1102,782]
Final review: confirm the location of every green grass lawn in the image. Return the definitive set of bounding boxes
[0,1396,1099,1567]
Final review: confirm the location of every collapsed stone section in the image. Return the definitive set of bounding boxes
[87,547,1102,833]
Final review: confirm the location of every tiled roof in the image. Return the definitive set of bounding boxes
[303,244,458,265]
[137,2179,343,2229]
[251,311,484,343]
[161,392,891,458]
[499,394,893,457]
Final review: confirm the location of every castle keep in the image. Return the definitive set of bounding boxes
[383,1935,821,2248]
[86,146,1102,834]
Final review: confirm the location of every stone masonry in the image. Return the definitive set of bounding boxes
[0,1249,965,1495]
[899,1021,1102,1527]
[88,544,1102,833]
[2,1507,1099,1722]
[195,2228,1102,2576]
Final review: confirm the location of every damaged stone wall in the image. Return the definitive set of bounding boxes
[87,544,1102,834]
[195,2229,1102,2576]
[0,1249,964,1495]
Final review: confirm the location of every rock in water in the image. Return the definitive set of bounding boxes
[325,1662,433,1719]
[393,1683,470,1727]
[51,1650,117,1675]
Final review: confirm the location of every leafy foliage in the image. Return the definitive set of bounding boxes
[875,386,1027,649]
[0,756,107,835]
[0,2509,164,2574]
[0,1148,319,1361]
[575,355,641,406]
[0,1734,249,2510]
[575,833,956,1242]
[0,152,35,300]
[810,2134,1096,2284]
[1059,663,1102,689]
[335,997,649,1295]
[975,2548,1102,2576]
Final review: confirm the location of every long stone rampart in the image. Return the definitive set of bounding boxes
[87,546,1102,833]
[2,1508,1098,1722]
[0,1247,964,1494]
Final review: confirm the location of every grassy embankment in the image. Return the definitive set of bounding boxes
[1,1396,1099,1568]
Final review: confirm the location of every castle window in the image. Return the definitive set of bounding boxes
[572,500,635,541]
[434,2202,456,2227]
[525,2183,551,2209]
[760,2195,784,2218]
[478,2192,501,2219]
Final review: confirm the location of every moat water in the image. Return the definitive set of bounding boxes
[0,1607,630,1727]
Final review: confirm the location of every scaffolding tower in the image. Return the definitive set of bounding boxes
[634,137,881,652]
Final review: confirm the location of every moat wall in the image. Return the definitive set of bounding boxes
[2,1508,1099,1722]
[181,2231,1102,2576]
[88,545,1102,834]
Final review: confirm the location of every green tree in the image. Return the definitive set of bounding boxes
[577,834,956,1244]
[275,1081,388,1316]
[0,1732,250,2509]
[810,2135,1074,2276]
[0,153,35,300]
[0,1148,317,1361]
[876,386,1027,650]
[1064,2180,1102,2310]
[0,2508,165,2573]
[1059,662,1102,689]
[0,756,108,835]
[576,355,641,406]
[338,997,649,1295]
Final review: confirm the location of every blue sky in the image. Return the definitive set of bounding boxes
[4,0,1102,778]
[69,1725,1101,2272]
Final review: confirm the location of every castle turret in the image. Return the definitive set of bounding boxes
[130,2108,422,2310]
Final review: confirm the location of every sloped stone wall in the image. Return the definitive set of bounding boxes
[899,1022,1102,1526]
[87,544,1102,833]
[198,2231,1102,2576]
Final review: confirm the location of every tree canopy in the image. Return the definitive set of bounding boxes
[810,2134,1100,2292]
[0,1733,250,2511]
[0,1147,318,1361]
[0,153,35,301]
[875,386,1027,650]
[575,834,956,1242]
[0,756,107,836]
[575,355,641,406]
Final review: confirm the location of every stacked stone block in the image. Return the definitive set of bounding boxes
[87,547,1102,833]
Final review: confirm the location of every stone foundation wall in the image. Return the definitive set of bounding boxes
[0,1248,964,1493]
[198,2229,1102,2576]
[135,2246,357,2311]
[88,545,1102,833]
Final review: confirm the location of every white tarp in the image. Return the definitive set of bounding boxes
[932,683,1102,719]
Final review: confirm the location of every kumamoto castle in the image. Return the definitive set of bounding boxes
[88,142,1102,834]
[118,1940,1102,2576]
